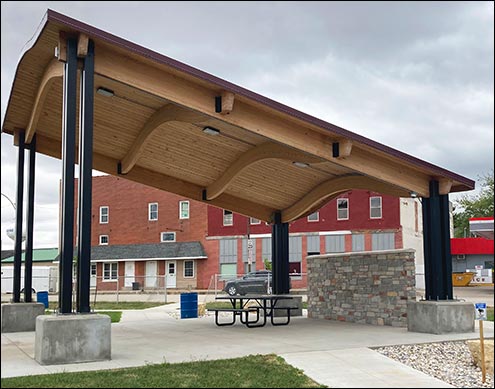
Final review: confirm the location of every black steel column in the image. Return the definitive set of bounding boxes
[24,135,37,303]
[76,40,95,313]
[422,180,453,300]
[13,131,25,303]
[271,212,289,294]
[58,37,78,314]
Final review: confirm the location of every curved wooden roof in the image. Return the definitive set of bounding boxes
[2,10,474,223]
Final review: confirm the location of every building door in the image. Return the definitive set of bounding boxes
[125,261,135,287]
[166,261,176,288]
[90,263,97,288]
[145,261,157,288]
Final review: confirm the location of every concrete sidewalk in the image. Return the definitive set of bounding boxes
[2,302,493,387]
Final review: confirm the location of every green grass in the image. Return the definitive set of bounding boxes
[205,301,233,309]
[0,354,325,388]
[97,311,122,323]
[47,301,167,310]
[487,307,494,321]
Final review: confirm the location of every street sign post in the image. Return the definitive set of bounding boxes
[475,302,487,383]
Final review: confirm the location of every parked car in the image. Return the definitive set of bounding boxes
[223,270,272,296]
[222,270,291,296]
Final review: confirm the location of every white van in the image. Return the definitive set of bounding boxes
[1,266,58,293]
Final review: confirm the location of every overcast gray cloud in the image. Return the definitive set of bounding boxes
[1,1,493,250]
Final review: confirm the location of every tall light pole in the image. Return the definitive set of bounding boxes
[1,193,25,252]
[1,192,16,210]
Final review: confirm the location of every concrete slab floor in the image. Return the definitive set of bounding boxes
[1,304,493,388]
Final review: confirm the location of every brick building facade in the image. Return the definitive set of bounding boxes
[74,175,422,291]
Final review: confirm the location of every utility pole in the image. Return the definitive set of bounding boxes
[247,218,253,273]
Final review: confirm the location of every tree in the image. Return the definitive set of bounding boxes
[453,170,494,238]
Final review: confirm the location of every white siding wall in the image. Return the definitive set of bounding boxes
[400,197,425,289]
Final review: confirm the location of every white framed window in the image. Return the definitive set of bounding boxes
[250,217,261,225]
[100,206,109,224]
[161,232,176,242]
[179,201,190,219]
[103,262,118,281]
[184,260,194,278]
[99,235,109,245]
[307,212,319,222]
[223,210,233,226]
[370,196,382,219]
[337,198,349,220]
[149,202,158,221]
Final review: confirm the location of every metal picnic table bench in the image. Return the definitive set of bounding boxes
[209,294,296,328]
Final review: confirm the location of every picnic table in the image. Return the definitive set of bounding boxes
[209,294,296,328]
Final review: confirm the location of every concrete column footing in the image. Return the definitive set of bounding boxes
[1,302,45,333]
[407,300,475,334]
[35,313,111,365]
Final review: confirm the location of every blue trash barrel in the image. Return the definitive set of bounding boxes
[37,291,49,308]
[180,292,198,319]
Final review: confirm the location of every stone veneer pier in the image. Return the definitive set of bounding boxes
[307,249,416,327]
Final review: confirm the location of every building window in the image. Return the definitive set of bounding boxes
[337,198,349,220]
[184,260,194,278]
[100,206,109,224]
[219,239,237,278]
[306,235,320,255]
[289,236,302,278]
[325,235,346,253]
[371,232,395,250]
[223,210,233,226]
[370,196,382,219]
[262,237,272,269]
[289,262,301,276]
[352,234,365,252]
[99,235,109,245]
[161,232,176,242]
[307,212,319,222]
[149,203,158,221]
[250,217,261,225]
[91,264,97,277]
[179,201,190,219]
[220,263,237,279]
[103,262,118,281]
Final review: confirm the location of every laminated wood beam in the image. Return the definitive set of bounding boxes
[281,175,409,223]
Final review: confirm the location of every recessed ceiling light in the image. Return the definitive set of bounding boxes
[203,126,220,135]
[292,161,309,168]
[96,87,114,97]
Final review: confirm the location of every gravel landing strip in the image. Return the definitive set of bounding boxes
[375,341,494,388]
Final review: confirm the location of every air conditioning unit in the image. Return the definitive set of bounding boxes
[456,254,466,260]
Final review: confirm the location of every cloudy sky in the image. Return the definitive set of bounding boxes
[1,1,493,250]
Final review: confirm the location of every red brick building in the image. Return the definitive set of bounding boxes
[77,175,411,291]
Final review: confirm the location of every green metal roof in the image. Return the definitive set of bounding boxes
[1,248,59,263]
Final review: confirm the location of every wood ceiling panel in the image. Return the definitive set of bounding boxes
[94,74,167,111]
[225,159,332,209]
[310,161,356,176]
[137,122,251,185]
